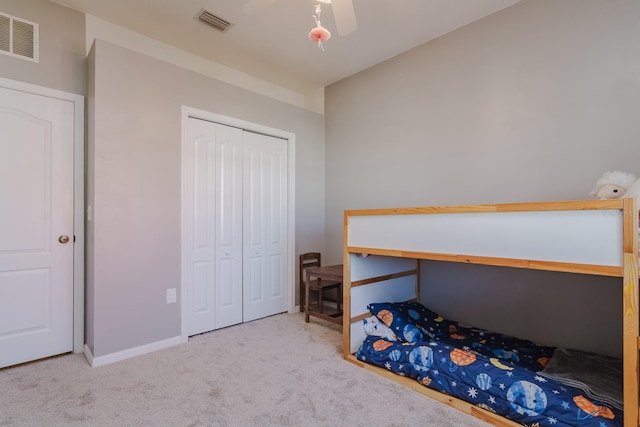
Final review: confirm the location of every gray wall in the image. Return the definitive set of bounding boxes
[87,40,325,357]
[421,261,622,357]
[0,0,85,95]
[325,0,640,356]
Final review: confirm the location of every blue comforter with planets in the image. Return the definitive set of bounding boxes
[357,301,623,427]
[357,337,622,427]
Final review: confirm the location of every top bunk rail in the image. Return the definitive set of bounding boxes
[345,199,626,216]
[344,199,637,278]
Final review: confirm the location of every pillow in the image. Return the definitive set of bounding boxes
[362,315,397,341]
[367,301,449,343]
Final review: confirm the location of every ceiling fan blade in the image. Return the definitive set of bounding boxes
[331,0,357,36]
[242,0,279,14]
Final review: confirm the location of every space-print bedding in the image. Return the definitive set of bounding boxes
[367,301,556,371]
[356,336,623,427]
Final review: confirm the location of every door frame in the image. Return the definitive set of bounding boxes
[0,77,85,354]
[180,106,296,342]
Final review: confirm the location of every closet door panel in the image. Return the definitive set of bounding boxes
[267,149,286,301]
[184,118,216,336]
[249,256,264,302]
[244,143,268,316]
[269,254,283,299]
[243,132,287,322]
[215,124,243,329]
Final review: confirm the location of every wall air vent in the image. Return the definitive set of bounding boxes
[195,9,233,32]
[0,12,38,62]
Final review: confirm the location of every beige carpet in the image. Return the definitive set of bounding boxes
[0,312,490,426]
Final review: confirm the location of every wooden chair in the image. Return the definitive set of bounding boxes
[299,252,342,315]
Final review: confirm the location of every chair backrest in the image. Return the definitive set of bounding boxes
[299,252,321,286]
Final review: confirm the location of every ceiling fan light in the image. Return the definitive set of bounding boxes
[309,25,331,43]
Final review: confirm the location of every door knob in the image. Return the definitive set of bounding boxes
[58,235,70,244]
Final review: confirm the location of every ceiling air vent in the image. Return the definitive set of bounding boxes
[196,9,233,32]
[0,12,38,62]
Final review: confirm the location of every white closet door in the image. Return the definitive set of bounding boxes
[184,117,217,336]
[242,132,288,322]
[214,124,243,329]
[185,118,243,335]
[184,116,288,335]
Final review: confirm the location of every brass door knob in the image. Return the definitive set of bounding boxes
[58,235,70,244]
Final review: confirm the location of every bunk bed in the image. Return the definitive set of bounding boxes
[342,199,639,427]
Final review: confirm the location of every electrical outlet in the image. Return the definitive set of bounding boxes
[166,288,177,304]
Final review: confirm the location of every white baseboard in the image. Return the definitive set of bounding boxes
[83,336,182,368]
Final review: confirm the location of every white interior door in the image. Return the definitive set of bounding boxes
[0,86,74,368]
[242,131,288,322]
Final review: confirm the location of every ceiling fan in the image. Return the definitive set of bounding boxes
[242,0,357,37]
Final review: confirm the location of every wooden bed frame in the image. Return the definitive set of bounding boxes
[342,199,639,427]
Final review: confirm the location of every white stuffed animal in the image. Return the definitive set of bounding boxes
[589,171,638,199]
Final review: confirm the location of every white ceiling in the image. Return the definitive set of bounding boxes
[51,0,522,95]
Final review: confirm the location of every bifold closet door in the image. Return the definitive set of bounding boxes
[185,118,287,335]
[242,131,287,322]
[184,119,243,336]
